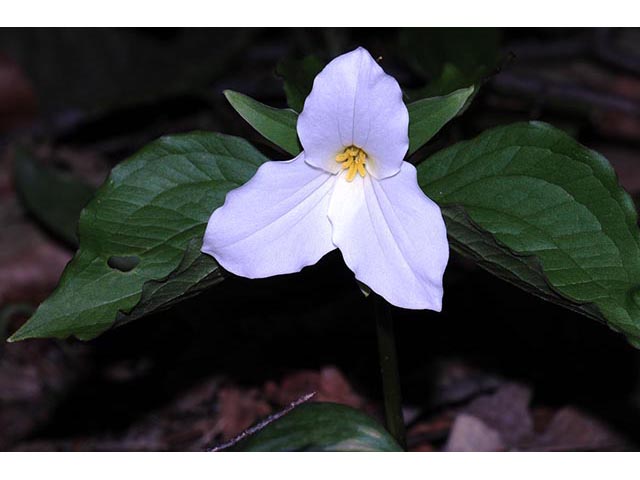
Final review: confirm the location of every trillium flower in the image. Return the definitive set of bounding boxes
[202,47,449,310]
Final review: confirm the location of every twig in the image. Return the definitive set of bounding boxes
[207,391,316,452]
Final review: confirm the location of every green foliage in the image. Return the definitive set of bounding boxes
[10,132,267,341]
[418,122,640,345]
[400,27,501,99]
[14,148,95,246]
[276,55,324,112]
[411,63,485,101]
[118,238,223,326]
[407,86,474,155]
[224,90,301,156]
[10,52,473,343]
[12,47,640,350]
[235,402,402,452]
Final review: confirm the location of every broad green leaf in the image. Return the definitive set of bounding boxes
[276,55,324,112]
[236,403,402,452]
[407,86,474,155]
[9,132,267,342]
[14,147,95,246]
[418,121,640,345]
[224,90,301,156]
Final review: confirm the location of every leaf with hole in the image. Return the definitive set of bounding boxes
[118,237,223,326]
[418,121,640,345]
[235,402,402,452]
[10,132,267,341]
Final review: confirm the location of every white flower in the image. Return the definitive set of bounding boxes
[202,47,449,310]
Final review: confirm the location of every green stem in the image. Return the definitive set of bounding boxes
[373,294,407,450]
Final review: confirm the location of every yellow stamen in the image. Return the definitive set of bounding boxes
[335,146,368,182]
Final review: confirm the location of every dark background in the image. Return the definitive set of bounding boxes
[2,28,640,451]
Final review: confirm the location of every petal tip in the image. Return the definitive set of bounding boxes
[379,290,444,312]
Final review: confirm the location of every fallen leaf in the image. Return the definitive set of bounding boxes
[445,414,505,452]
[264,366,365,409]
[525,406,627,451]
[0,53,37,132]
[407,414,453,451]
[0,198,71,306]
[214,387,272,441]
[0,332,89,449]
[463,383,534,446]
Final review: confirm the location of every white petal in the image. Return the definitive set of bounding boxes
[202,153,337,278]
[328,162,449,310]
[297,47,409,179]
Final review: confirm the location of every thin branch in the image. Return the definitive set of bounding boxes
[207,391,316,452]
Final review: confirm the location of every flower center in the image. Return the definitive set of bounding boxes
[336,146,367,182]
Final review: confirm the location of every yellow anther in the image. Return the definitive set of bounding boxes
[336,152,350,162]
[341,159,353,169]
[335,146,367,182]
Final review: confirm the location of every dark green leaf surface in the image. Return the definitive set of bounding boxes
[418,121,640,344]
[224,90,301,156]
[10,132,267,341]
[276,55,324,112]
[409,63,486,102]
[118,238,223,326]
[236,403,402,452]
[14,148,95,246]
[407,86,474,155]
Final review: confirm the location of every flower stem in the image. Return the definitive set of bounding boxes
[373,293,407,450]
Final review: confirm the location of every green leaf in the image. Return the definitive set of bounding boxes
[418,121,640,344]
[407,86,474,155]
[224,90,301,157]
[9,132,267,342]
[236,403,402,452]
[276,55,324,112]
[117,237,223,326]
[408,63,484,101]
[14,147,95,246]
